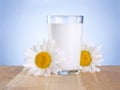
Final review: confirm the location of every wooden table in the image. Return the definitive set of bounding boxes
[0,66,120,90]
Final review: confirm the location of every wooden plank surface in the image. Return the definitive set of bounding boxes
[0,66,23,90]
[0,66,120,90]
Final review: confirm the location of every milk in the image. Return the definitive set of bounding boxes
[48,24,83,70]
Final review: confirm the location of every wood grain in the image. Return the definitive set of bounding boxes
[0,66,120,90]
[0,66,22,90]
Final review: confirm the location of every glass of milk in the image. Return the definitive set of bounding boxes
[47,15,84,75]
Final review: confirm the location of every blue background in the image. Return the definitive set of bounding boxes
[0,0,120,65]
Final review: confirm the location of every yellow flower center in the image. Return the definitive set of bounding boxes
[35,52,51,69]
[80,50,92,66]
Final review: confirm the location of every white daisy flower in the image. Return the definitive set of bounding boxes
[80,42,103,73]
[23,39,66,76]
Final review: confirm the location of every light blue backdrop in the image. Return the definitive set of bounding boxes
[0,0,120,65]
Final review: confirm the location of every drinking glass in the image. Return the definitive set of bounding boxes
[47,15,84,75]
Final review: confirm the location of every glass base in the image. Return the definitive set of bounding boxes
[57,70,80,75]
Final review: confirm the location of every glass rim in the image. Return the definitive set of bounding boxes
[47,15,84,23]
[47,15,84,18]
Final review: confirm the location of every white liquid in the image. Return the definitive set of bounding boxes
[48,24,83,70]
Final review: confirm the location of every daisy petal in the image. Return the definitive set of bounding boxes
[45,69,51,76]
[27,68,36,75]
[34,70,44,76]
[24,48,35,56]
[95,67,100,72]
[33,45,39,53]
[51,65,61,74]
[47,40,55,52]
